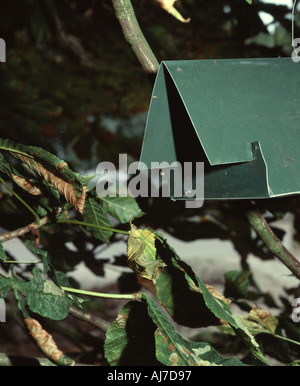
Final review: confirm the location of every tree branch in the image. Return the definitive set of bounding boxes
[111,0,159,74]
[44,0,94,67]
[0,216,49,243]
[69,306,110,332]
[246,209,300,280]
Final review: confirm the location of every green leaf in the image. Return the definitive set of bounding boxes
[13,287,29,318]
[245,0,252,3]
[104,300,160,366]
[286,360,300,366]
[224,270,251,299]
[83,197,113,243]
[154,233,229,327]
[16,267,73,320]
[0,241,7,261]
[0,277,14,299]
[104,304,129,365]
[154,232,269,366]
[143,293,245,366]
[52,269,84,309]
[104,294,245,366]
[24,240,50,275]
[0,152,13,178]
[195,273,269,365]
[100,196,145,224]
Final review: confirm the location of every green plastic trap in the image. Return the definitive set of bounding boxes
[139,58,300,201]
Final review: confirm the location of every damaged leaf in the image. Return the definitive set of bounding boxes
[24,317,75,366]
[127,225,165,281]
[0,138,88,213]
[154,231,231,327]
[224,270,251,299]
[155,0,191,23]
[104,295,245,366]
[0,276,14,299]
[12,174,43,196]
[83,197,114,243]
[248,305,279,334]
[16,267,73,320]
[104,300,160,366]
[0,241,8,261]
[153,232,269,365]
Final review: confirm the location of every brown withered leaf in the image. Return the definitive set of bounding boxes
[155,0,191,23]
[248,305,279,334]
[205,284,232,326]
[12,174,43,196]
[0,138,88,213]
[205,284,232,307]
[16,155,88,214]
[24,317,75,365]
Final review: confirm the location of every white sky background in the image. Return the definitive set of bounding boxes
[262,0,293,5]
[260,0,299,33]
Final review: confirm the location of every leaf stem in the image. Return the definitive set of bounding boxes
[0,176,40,225]
[69,306,110,332]
[0,145,34,159]
[0,216,48,243]
[3,260,41,264]
[61,286,141,300]
[249,329,300,347]
[57,218,129,235]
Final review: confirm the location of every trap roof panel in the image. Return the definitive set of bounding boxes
[140,58,300,200]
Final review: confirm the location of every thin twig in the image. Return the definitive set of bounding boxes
[56,218,129,235]
[0,352,92,366]
[69,306,110,332]
[111,0,159,74]
[246,209,300,280]
[44,0,94,67]
[0,216,49,243]
[0,215,129,243]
